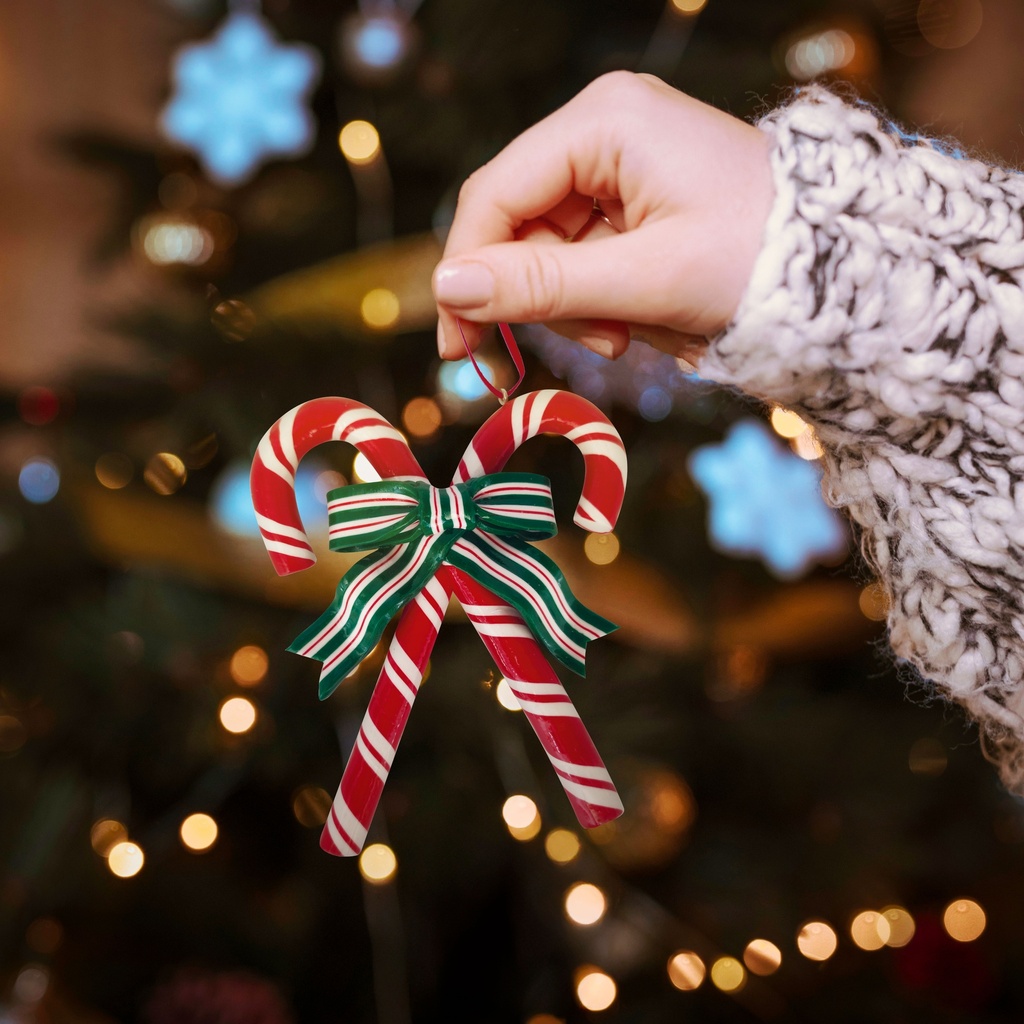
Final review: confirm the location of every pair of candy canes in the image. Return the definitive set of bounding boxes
[251,389,627,856]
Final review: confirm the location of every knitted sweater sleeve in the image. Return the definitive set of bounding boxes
[697,87,1024,787]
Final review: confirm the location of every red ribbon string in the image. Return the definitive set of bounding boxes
[457,320,525,405]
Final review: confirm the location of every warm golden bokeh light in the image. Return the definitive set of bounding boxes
[908,737,947,777]
[107,840,144,878]
[401,397,443,440]
[770,406,809,439]
[564,883,607,926]
[943,899,986,942]
[219,696,257,734]
[352,451,382,483]
[360,287,401,330]
[544,828,581,865]
[90,819,128,858]
[850,910,890,951]
[670,0,707,13]
[495,678,522,712]
[792,429,825,460]
[574,968,616,1011]
[339,119,382,163]
[94,453,133,490]
[144,452,187,495]
[858,581,890,622]
[503,795,541,840]
[584,532,621,566]
[743,938,782,975]
[292,785,333,828]
[359,843,398,884]
[667,951,706,991]
[797,920,838,961]
[881,906,916,948]
[230,645,269,686]
[710,957,746,993]
[179,813,218,852]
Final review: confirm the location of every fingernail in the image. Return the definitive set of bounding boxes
[433,260,494,308]
[580,336,615,359]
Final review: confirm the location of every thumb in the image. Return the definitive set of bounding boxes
[433,224,693,331]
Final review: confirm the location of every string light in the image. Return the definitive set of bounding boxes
[179,813,219,852]
[360,287,401,331]
[574,967,616,1012]
[710,957,746,993]
[219,696,257,734]
[495,679,522,711]
[584,532,621,566]
[107,840,145,878]
[667,951,705,991]
[850,910,890,951]
[544,828,581,864]
[90,819,128,858]
[943,899,986,942]
[144,453,187,496]
[95,453,134,490]
[359,843,397,884]
[881,906,916,947]
[230,645,269,686]
[292,785,332,828]
[743,939,782,975]
[564,883,607,926]
[339,120,381,164]
[797,920,838,961]
[502,795,541,841]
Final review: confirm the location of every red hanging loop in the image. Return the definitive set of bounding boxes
[457,320,526,405]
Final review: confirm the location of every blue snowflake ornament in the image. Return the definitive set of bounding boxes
[688,419,847,579]
[161,10,322,186]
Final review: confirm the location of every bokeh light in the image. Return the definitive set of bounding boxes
[544,828,581,865]
[495,678,522,711]
[771,406,809,439]
[14,965,48,1005]
[359,842,397,884]
[107,840,145,878]
[943,899,986,942]
[438,356,496,402]
[797,920,838,961]
[564,883,607,926]
[791,428,825,460]
[710,957,746,993]
[502,795,541,840]
[18,387,60,426]
[219,696,257,734]
[909,737,947,777]
[352,451,383,483]
[144,452,187,496]
[138,214,214,266]
[18,458,60,504]
[292,785,333,828]
[0,715,27,753]
[917,0,983,49]
[667,951,705,991]
[25,918,63,956]
[360,287,401,330]
[881,906,916,947]
[670,0,708,13]
[230,645,269,686]
[574,967,616,1011]
[90,819,128,858]
[339,119,381,164]
[179,813,218,852]
[850,910,890,951]
[785,28,856,80]
[584,532,621,565]
[402,397,443,440]
[95,453,134,490]
[743,938,782,975]
[858,581,890,621]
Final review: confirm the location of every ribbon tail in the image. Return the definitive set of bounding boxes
[288,538,448,699]
[448,532,617,676]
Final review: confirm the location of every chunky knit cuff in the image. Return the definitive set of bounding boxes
[700,87,1024,788]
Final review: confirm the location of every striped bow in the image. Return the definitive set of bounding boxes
[290,473,617,698]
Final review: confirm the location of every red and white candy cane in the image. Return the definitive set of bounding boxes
[250,390,627,857]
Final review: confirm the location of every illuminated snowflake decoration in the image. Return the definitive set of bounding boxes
[688,419,847,578]
[161,10,322,186]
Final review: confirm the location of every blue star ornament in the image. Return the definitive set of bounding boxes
[161,11,322,186]
[687,419,847,578]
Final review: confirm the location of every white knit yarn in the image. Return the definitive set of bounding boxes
[700,87,1024,789]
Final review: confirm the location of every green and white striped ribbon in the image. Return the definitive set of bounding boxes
[290,473,617,698]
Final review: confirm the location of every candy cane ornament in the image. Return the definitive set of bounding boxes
[250,390,627,857]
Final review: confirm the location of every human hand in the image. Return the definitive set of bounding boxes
[432,71,774,364]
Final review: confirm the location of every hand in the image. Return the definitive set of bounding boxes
[432,71,774,364]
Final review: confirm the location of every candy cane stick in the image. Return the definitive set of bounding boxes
[320,390,626,855]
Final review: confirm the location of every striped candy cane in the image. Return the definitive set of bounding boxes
[250,391,627,858]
